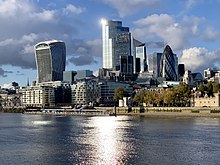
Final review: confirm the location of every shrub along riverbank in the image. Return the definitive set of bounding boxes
[0,107,25,113]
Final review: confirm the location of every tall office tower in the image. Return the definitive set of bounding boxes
[101,19,129,70]
[178,64,185,77]
[132,39,144,73]
[148,52,162,77]
[35,40,66,83]
[135,44,147,73]
[115,32,133,73]
[159,45,177,81]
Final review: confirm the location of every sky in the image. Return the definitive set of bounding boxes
[0,0,219,87]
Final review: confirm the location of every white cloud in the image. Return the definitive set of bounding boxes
[133,14,191,50]
[132,14,211,51]
[64,4,86,14]
[31,9,57,22]
[185,0,203,9]
[1,83,13,89]
[0,0,91,71]
[86,39,102,57]
[103,0,161,17]
[202,27,219,41]
[0,0,33,17]
[180,47,220,72]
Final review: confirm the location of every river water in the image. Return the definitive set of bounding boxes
[0,113,220,165]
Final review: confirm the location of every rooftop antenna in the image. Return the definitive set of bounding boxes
[27,77,30,87]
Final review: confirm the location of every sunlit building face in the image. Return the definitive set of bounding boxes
[101,20,129,69]
[35,40,66,83]
[136,45,147,73]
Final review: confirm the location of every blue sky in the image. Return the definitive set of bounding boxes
[0,0,219,87]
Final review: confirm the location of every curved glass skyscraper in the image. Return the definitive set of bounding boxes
[160,45,177,81]
[35,40,66,83]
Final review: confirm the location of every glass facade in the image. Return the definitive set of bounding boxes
[102,20,129,69]
[35,40,66,83]
[63,71,77,84]
[74,70,93,80]
[148,52,162,77]
[136,45,147,73]
[159,45,177,81]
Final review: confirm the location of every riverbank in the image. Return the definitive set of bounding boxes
[2,106,220,117]
[21,106,220,117]
[96,106,220,117]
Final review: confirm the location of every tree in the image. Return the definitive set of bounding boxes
[113,87,129,102]
[207,81,213,96]
[163,89,176,106]
[134,90,145,106]
[144,90,156,106]
[199,84,208,96]
[175,83,191,106]
[212,82,220,93]
[154,91,164,107]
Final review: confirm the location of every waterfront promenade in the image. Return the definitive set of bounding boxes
[23,106,220,117]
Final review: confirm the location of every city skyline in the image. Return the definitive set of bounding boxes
[0,0,219,87]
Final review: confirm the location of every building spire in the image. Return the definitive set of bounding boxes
[27,77,30,86]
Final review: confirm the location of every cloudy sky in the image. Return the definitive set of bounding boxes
[0,0,219,86]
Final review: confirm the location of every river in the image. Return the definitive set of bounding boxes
[0,113,220,165]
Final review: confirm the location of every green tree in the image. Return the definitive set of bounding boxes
[144,90,156,106]
[154,91,164,107]
[207,82,213,96]
[113,87,129,102]
[212,82,220,93]
[199,84,208,96]
[134,90,145,106]
[163,89,176,106]
[175,83,191,106]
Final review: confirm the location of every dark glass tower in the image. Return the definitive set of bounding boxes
[160,45,177,81]
[35,40,66,83]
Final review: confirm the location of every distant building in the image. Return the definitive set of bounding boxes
[99,81,132,105]
[178,64,185,81]
[101,19,143,75]
[22,81,71,108]
[75,70,93,80]
[204,68,215,79]
[183,70,203,87]
[203,68,220,83]
[159,45,178,81]
[71,79,100,105]
[194,93,220,107]
[101,20,129,70]
[135,45,147,73]
[115,32,132,73]
[35,40,66,83]
[22,85,55,108]
[63,71,77,84]
[148,52,162,78]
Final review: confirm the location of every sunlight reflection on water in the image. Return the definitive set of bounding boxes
[71,116,137,164]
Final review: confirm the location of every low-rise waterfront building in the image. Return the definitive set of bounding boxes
[194,93,220,107]
[99,81,132,105]
[71,78,100,105]
[22,85,55,108]
[22,81,71,108]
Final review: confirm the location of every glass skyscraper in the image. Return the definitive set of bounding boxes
[35,40,66,83]
[135,45,147,73]
[148,52,162,78]
[101,20,129,70]
[159,45,178,81]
